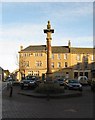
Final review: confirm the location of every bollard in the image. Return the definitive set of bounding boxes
[9,86,13,97]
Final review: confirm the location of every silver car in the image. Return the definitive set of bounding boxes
[64,79,82,91]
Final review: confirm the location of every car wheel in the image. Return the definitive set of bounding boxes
[64,86,67,89]
[91,86,95,92]
[68,87,71,90]
[79,88,82,92]
[65,86,69,90]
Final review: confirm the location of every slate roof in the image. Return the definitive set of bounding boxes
[22,45,46,52]
[20,45,93,54]
[52,46,69,53]
[21,45,70,53]
[70,47,93,54]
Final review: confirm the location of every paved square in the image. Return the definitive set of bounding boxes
[2,86,94,119]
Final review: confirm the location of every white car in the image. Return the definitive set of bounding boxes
[78,76,88,85]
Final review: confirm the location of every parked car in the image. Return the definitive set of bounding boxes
[91,78,95,92]
[54,78,65,86]
[6,77,20,85]
[5,77,16,89]
[20,76,39,89]
[64,79,82,91]
[78,76,88,85]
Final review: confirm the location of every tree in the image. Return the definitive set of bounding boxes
[4,70,10,80]
[17,53,28,80]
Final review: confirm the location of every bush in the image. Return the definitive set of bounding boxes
[35,82,65,94]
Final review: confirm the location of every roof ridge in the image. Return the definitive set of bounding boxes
[53,46,68,47]
[71,47,93,49]
[29,45,46,47]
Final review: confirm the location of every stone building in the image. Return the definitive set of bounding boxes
[0,67,4,81]
[18,41,94,81]
[91,48,95,79]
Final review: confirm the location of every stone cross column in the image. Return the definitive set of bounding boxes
[44,21,54,81]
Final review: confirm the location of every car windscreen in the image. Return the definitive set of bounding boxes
[25,76,37,80]
[8,78,15,81]
[80,78,87,81]
[69,80,79,83]
[58,79,64,81]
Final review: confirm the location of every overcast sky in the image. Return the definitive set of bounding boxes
[0,1,93,72]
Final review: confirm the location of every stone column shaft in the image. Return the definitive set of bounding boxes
[47,38,52,74]
[44,21,54,81]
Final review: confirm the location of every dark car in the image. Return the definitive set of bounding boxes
[54,78,65,86]
[20,76,39,89]
[91,78,95,92]
[64,79,82,91]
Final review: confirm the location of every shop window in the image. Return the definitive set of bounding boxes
[74,72,78,78]
[66,72,69,78]
[85,72,88,78]
[79,72,83,76]
[84,62,88,69]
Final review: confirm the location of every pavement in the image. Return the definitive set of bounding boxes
[2,85,94,119]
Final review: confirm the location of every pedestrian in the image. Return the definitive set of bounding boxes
[7,82,10,90]
[9,81,13,97]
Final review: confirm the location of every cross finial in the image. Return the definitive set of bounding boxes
[47,20,51,29]
[44,20,54,33]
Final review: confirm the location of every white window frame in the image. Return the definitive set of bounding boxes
[58,62,61,68]
[91,55,94,61]
[52,54,54,60]
[51,62,54,68]
[36,61,42,67]
[64,54,68,60]
[77,54,81,61]
[58,54,61,60]
[26,61,29,67]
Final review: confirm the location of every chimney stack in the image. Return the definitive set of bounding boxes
[20,46,23,51]
[68,40,71,48]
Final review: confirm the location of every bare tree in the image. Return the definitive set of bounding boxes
[15,53,26,80]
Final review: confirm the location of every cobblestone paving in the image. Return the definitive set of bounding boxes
[2,86,94,119]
